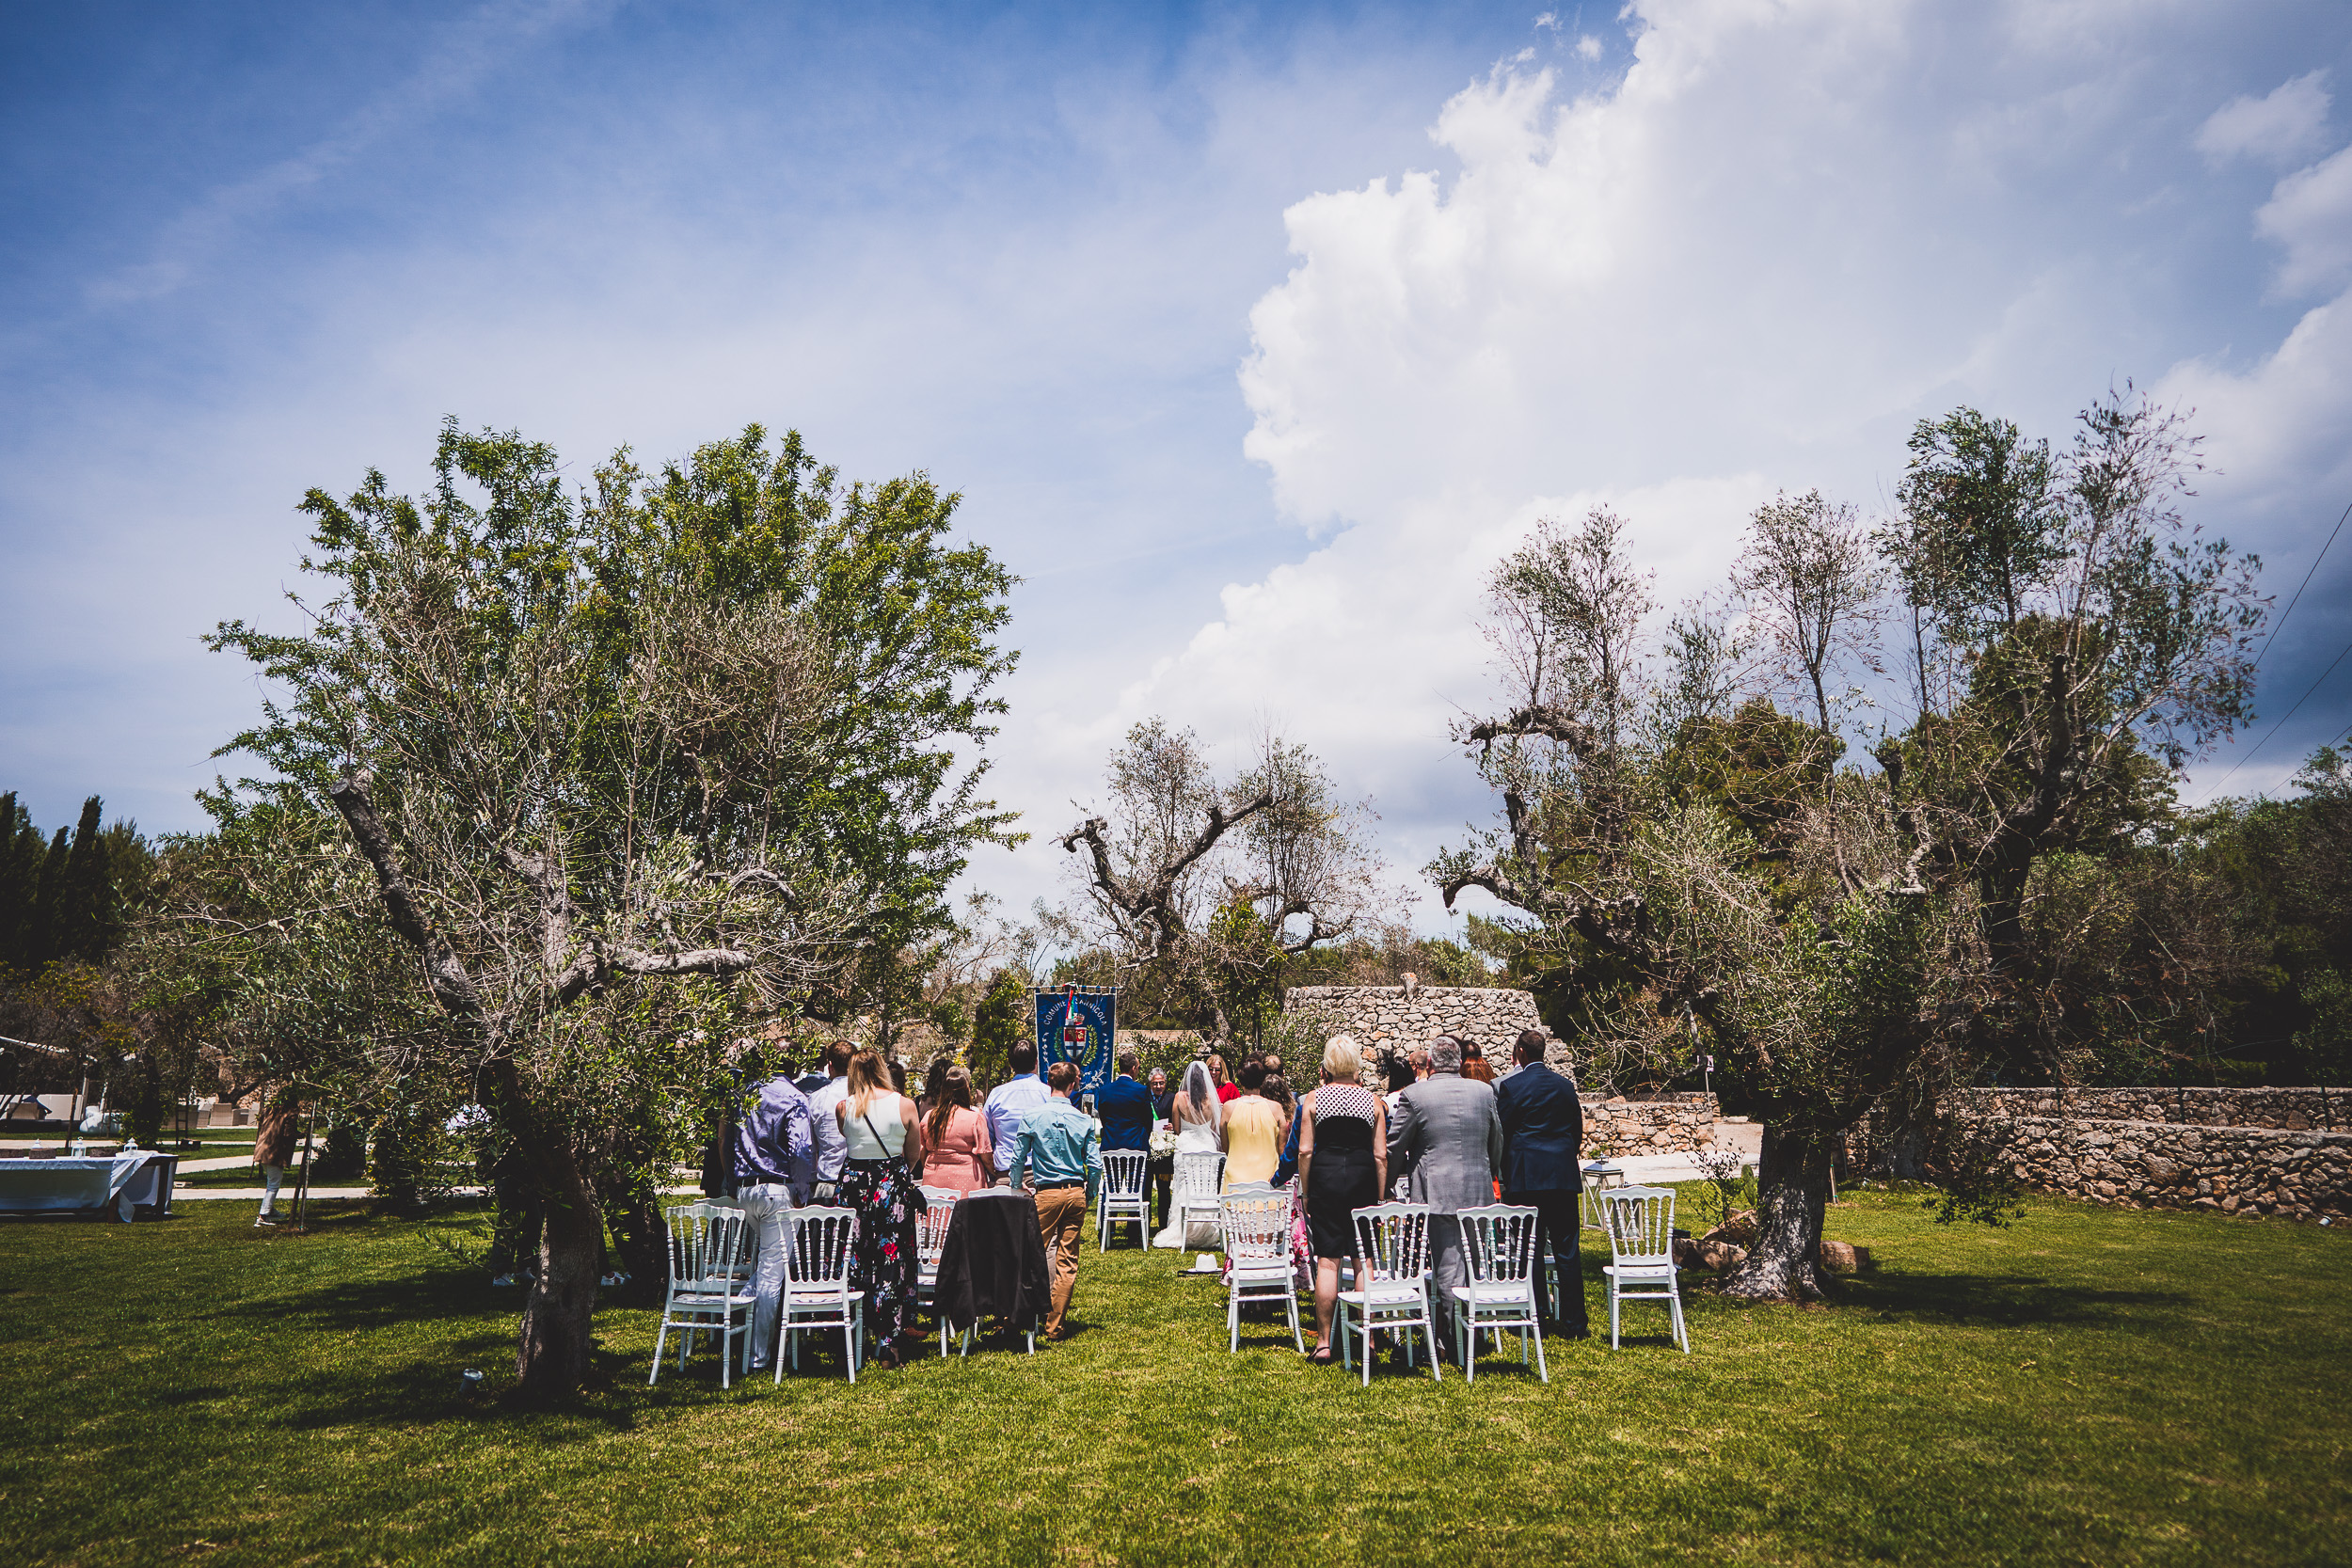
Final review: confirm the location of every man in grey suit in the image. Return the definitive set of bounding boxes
[1386,1034,1503,1354]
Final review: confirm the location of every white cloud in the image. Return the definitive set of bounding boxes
[2197,71,2332,167]
[1577,35,1603,62]
[1040,0,2352,916]
[2258,144,2352,299]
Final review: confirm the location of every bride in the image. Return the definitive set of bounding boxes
[1152,1060,1223,1250]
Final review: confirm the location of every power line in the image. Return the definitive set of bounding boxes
[2207,628,2352,795]
[2253,495,2352,671]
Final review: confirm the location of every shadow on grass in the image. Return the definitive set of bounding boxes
[1820,1269,2187,1328]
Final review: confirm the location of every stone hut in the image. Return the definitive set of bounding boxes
[1281,985,1553,1082]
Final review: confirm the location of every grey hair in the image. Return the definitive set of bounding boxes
[1428,1036,1463,1073]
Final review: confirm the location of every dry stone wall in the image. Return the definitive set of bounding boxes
[1282,986,1548,1070]
[1845,1085,2352,1222]
[1582,1095,1721,1158]
[1961,1086,2345,1131]
[1979,1115,2352,1221]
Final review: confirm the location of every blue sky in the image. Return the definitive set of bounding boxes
[6,1,2352,933]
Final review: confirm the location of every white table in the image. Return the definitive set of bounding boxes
[0,1152,178,1221]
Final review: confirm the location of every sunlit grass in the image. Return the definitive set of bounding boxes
[1,1188,2345,1565]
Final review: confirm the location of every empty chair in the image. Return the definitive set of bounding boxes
[650,1201,757,1388]
[1172,1150,1225,1247]
[1219,1190,1304,1354]
[1449,1203,1548,1383]
[1097,1150,1150,1252]
[780,1206,865,1382]
[914,1185,961,1355]
[1580,1161,1629,1231]
[1336,1202,1440,1386]
[1598,1185,1689,1353]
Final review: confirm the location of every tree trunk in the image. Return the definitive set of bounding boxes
[516,1176,603,1401]
[486,1057,604,1403]
[1719,1123,1831,1302]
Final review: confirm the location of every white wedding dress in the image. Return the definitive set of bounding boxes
[1152,1118,1223,1249]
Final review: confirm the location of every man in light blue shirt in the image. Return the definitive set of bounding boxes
[983,1041,1048,1180]
[806,1040,851,1198]
[1010,1061,1101,1339]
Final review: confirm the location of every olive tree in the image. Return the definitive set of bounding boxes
[204,420,1016,1400]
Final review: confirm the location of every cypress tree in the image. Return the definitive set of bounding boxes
[56,796,112,963]
[28,826,70,969]
[0,793,27,969]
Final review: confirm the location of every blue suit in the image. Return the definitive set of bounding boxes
[1494,1063,1584,1193]
[1494,1061,1589,1336]
[1095,1074,1155,1151]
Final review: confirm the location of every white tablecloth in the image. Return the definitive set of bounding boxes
[0,1154,161,1214]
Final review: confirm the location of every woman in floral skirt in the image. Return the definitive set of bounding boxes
[833,1048,928,1369]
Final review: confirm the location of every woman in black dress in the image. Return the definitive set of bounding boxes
[1296,1035,1388,1365]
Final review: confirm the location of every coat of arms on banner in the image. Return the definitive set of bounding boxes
[1034,983,1116,1101]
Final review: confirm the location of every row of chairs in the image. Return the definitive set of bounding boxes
[652,1179,1688,1389]
[651,1186,982,1388]
[1215,1187,1689,1385]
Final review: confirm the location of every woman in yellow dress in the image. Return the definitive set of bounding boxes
[1220,1060,1285,1189]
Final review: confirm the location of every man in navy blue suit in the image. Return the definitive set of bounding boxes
[1493,1028,1589,1338]
[1095,1048,1157,1157]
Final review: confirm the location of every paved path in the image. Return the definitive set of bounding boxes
[1603,1119,1763,1185]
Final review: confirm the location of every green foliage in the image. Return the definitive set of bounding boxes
[968,968,1029,1092]
[1918,1117,2031,1227]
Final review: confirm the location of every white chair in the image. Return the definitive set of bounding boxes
[779,1206,864,1382]
[1450,1204,1548,1383]
[1336,1202,1440,1386]
[1218,1190,1304,1354]
[1098,1150,1150,1251]
[1172,1150,1225,1246]
[914,1185,961,1355]
[1599,1185,1690,1353]
[1580,1161,1629,1231]
[649,1201,757,1388]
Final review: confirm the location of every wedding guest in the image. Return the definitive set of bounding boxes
[1207,1052,1240,1103]
[1220,1061,1284,1189]
[1387,1035,1503,1357]
[1097,1048,1155,1154]
[1461,1041,1495,1084]
[916,1056,951,1123]
[920,1065,994,1196]
[733,1068,816,1375]
[834,1049,926,1369]
[983,1041,1047,1182]
[807,1040,853,1202]
[1145,1066,1175,1229]
[1298,1036,1386,1365]
[1495,1029,1589,1337]
[252,1090,300,1228]
[1010,1061,1100,1340]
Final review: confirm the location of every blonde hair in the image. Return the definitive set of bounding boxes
[846,1049,896,1118]
[1322,1035,1361,1084]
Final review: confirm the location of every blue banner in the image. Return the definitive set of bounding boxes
[1035,986,1116,1103]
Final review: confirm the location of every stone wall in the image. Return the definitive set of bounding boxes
[1960,1086,2346,1132]
[1582,1095,1721,1159]
[1976,1115,2352,1221]
[1281,986,1548,1073]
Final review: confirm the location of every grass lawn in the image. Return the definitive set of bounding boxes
[1,1190,2345,1567]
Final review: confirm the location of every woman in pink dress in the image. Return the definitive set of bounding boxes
[919,1066,993,1195]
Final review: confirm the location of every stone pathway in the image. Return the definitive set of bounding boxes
[1605,1119,1763,1184]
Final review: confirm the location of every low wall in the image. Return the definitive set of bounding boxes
[1582,1095,1721,1159]
[1960,1086,2345,1132]
[1281,986,1548,1071]
[1977,1115,2352,1221]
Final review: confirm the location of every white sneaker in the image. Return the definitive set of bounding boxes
[254,1215,277,1227]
